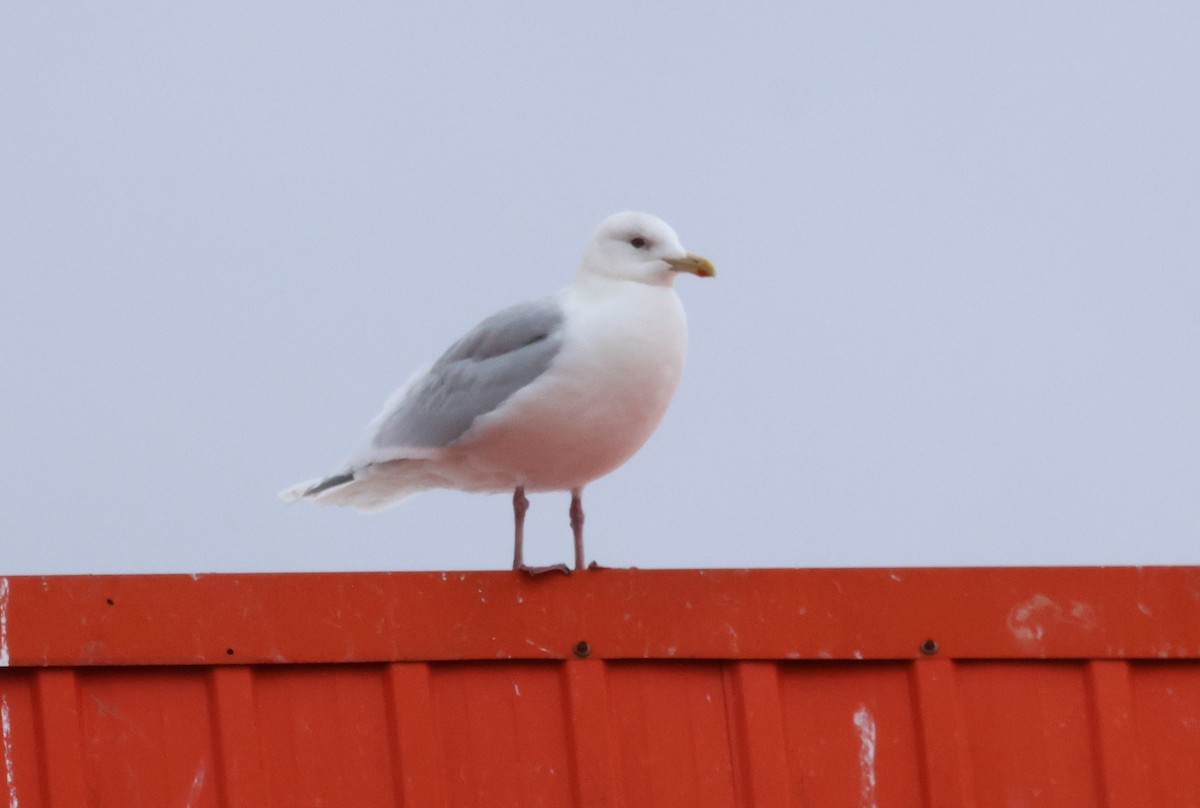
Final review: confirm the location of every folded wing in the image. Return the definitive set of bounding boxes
[370,298,566,452]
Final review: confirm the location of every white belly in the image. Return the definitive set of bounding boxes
[442,279,688,492]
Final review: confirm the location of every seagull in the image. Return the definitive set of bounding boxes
[281,211,714,573]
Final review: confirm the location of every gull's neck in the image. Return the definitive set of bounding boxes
[574,263,677,290]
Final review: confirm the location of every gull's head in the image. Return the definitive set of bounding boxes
[579,211,715,286]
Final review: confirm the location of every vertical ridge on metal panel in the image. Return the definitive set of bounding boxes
[606,662,738,807]
[2,674,35,808]
[1086,661,1145,808]
[910,660,976,808]
[563,660,622,808]
[385,662,448,808]
[33,669,89,807]
[209,667,272,808]
[724,662,791,808]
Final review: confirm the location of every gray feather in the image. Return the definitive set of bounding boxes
[303,471,355,496]
[373,299,565,449]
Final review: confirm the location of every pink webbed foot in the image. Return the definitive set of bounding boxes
[516,562,572,576]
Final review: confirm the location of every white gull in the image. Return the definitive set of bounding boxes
[281,211,714,573]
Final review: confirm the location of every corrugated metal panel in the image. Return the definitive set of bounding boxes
[1,568,1198,807]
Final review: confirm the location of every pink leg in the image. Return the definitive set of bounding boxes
[512,487,570,576]
[511,486,529,571]
[570,487,585,571]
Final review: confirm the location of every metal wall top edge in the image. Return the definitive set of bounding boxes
[1,567,1197,667]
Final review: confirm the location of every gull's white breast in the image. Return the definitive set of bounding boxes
[442,277,688,491]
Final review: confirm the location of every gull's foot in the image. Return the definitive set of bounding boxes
[517,563,572,576]
[587,560,603,571]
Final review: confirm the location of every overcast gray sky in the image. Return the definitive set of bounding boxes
[2,2,1197,574]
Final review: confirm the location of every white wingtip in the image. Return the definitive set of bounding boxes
[279,465,427,511]
[278,479,321,503]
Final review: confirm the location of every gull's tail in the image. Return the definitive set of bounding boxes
[278,461,431,513]
[279,472,355,502]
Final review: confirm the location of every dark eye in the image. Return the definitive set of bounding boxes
[630,237,647,249]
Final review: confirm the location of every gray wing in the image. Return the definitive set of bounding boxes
[371,298,565,449]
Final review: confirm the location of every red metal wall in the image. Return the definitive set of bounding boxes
[1,568,1198,807]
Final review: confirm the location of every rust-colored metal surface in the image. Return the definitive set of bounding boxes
[0,567,1198,807]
